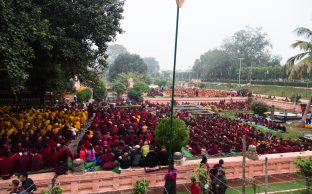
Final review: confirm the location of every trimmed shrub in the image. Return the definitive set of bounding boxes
[128,88,143,102]
[251,102,268,115]
[155,118,189,153]
[77,88,92,102]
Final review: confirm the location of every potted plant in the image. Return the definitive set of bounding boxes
[133,179,149,194]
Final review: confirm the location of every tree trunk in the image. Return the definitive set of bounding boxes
[300,95,312,126]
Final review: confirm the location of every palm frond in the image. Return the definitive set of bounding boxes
[288,56,312,79]
[286,52,310,65]
[291,40,312,51]
[295,27,312,40]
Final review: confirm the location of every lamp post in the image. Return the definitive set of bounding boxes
[238,58,244,86]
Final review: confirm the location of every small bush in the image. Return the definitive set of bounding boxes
[128,88,143,102]
[251,102,268,115]
[93,80,107,100]
[133,179,149,194]
[198,83,205,88]
[77,88,92,102]
[133,81,149,93]
[155,118,189,153]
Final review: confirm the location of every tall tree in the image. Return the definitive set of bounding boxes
[0,0,125,98]
[108,53,147,81]
[106,44,129,65]
[143,57,160,75]
[222,26,280,68]
[286,27,312,124]
[192,49,232,80]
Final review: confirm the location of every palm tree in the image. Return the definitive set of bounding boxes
[286,27,312,124]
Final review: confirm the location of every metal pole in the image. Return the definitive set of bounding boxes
[168,2,180,171]
[242,135,246,194]
[265,157,268,194]
[238,58,243,86]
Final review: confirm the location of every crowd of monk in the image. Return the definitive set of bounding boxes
[163,88,237,98]
[0,101,310,179]
[0,105,88,178]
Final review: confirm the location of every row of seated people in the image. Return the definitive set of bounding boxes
[177,112,310,155]
[0,105,88,179]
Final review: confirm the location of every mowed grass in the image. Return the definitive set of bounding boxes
[205,83,312,99]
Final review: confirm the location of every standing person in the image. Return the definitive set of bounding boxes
[164,165,178,194]
[9,179,22,194]
[158,146,169,166]
[209,159,224,180]
[19,173,37,194]
[211,168,228,194]
[190,177,201,194]
[199,155,209,194]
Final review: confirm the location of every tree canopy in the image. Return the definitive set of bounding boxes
[0,0,124,96]
[106,44,129,65]
[108,53,147,81]
[143,57,160,75]
[192,26,282,80]
[286,27,312,79]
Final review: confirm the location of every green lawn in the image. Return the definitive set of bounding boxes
[177,179,307,194]
[205,83,312,99]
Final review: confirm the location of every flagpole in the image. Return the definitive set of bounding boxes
[168,4,180,171]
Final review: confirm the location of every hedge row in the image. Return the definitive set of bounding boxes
[203,80,312,87]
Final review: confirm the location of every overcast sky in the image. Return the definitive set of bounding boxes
[114,0,312,71]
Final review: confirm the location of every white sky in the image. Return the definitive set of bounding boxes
[114,0,312,71]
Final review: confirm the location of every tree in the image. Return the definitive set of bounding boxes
[112,80,126,99]
[106,44,129,65]
[133,82,149,93]
[294,157,312,191]
[286,27,312,124]
[192,49,232,80]
[93,80,107,100]
[108,53,147,81]
[222,26,280,68]
[143,57,160,75]
[0,0,124,98]
[251,102,268,115]
[154,118,189,153]
[128,88,143,102]
[77,88,92,102]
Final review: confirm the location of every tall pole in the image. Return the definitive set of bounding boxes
[168,2,180,171]
[165,4,180,194]
[238,58,243,86]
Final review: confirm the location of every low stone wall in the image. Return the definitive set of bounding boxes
[144,97,247,104]
[1,151,311,194]
[255,98,302,112]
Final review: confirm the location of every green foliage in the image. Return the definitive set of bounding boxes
[133,82,149,93]
[154,78,167,87]
[251,102,268,115]
[93,80,107,100]
[133,179,149,194]
[294,157,312,190]
[237,88,251,96]
[143,57,160,75]
[41,186,63,194]
[106,44,129,65]
[109,53,147,81]
[112,80,127,99]
[286,27,312,79]
[198,83,205,88]
[155,118,189,153]
[128,88,143,102]
[77,88,92,102]
[0,0,124,95]
[192,27,282,81]
[291,94,303,103]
